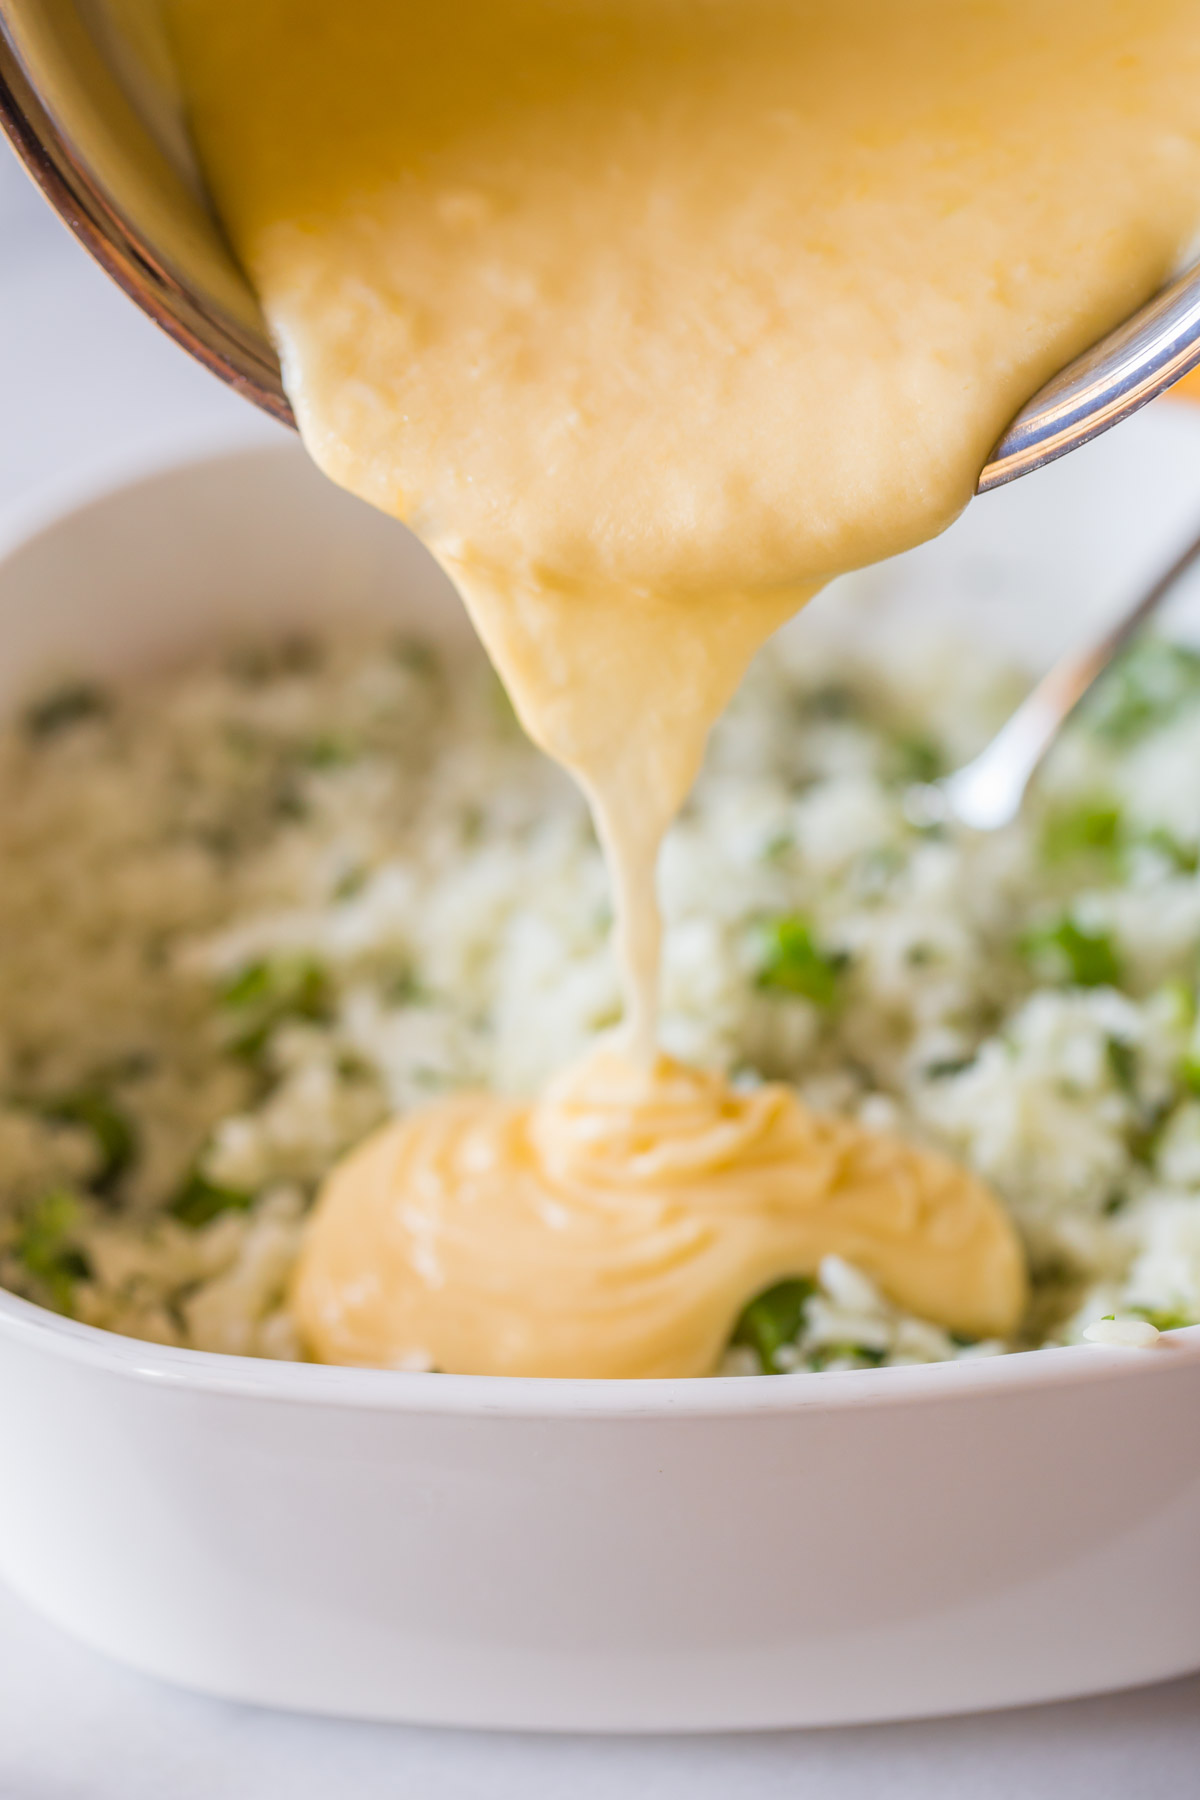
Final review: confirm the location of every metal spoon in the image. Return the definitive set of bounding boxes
[906,522,1200,832]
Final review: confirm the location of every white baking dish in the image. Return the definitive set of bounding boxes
[2,429,1200,1732]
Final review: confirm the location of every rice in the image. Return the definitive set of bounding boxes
[3,610,1200,1372]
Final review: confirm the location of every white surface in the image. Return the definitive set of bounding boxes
[3,1566,1200,1800]
[3,137,1200,1790]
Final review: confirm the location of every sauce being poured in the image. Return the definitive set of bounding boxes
[163,0,1200,1373]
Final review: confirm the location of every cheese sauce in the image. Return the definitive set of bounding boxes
[296,1052,1026,1379]
[163,0,1200,1374]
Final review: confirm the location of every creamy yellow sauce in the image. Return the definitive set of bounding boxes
[294,1051,1026,1379]
[163,0,1200,1375]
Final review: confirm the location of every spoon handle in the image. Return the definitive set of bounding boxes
[938,521,1200,831]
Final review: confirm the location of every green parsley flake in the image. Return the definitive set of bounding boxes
[732,1277,816,1372]
[1021,915,1121,989]
[756,916,843,1006]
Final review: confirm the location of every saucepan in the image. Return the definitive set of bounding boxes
[4,0,1200,483]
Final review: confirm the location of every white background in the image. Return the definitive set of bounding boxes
[2,137,1200,1797]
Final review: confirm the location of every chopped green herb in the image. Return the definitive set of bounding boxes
[104,1050,158,1082]
[168,1168,254,1229]
[273,784,309,822]
[1134,827,1200,874]
[218,955,333,1060]
[892,733,945,785]
[41,1089,137,1193]
[732,1277,816,1372]
[1170,981,1200,1091]
[16,1189,91,1313]
[923,1055,976,1081]
[459,803,485,846]
[393,636,439,678]
[192,824,237,861]
[229,1023,278,1065]
[798,682,859,721]
[1021,915,1121,988]
[1132,1304,1195,1332]
[1155,985,1200,1089]
[1158,979,1197,1030]
[385,965,421,1005]
[1128,1101,1171,1168]
[756,916,844,1006]
[1082,637,1200,746]
[809,1343,887,1371]
[303,734,357,770]
[1105,1037,1138,1095]
[333,865,367,902]
[1041,801,1121,865]
[23,681,108,740]
[220,961,275,1009]
[226,636,320,687]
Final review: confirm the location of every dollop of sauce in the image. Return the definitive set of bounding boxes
[293,1053,1026,1377]
[161,0,1200,1373]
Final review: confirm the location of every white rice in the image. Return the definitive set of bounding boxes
[2,611,1199,1372]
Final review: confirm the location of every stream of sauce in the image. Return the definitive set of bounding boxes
[162,0,1200,1375]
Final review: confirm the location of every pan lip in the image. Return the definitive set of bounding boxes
[0,14,294,428]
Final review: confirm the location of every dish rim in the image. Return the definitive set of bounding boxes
[2,1285,1198,1416]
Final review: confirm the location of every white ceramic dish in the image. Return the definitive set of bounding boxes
[3,431,1200,1732]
